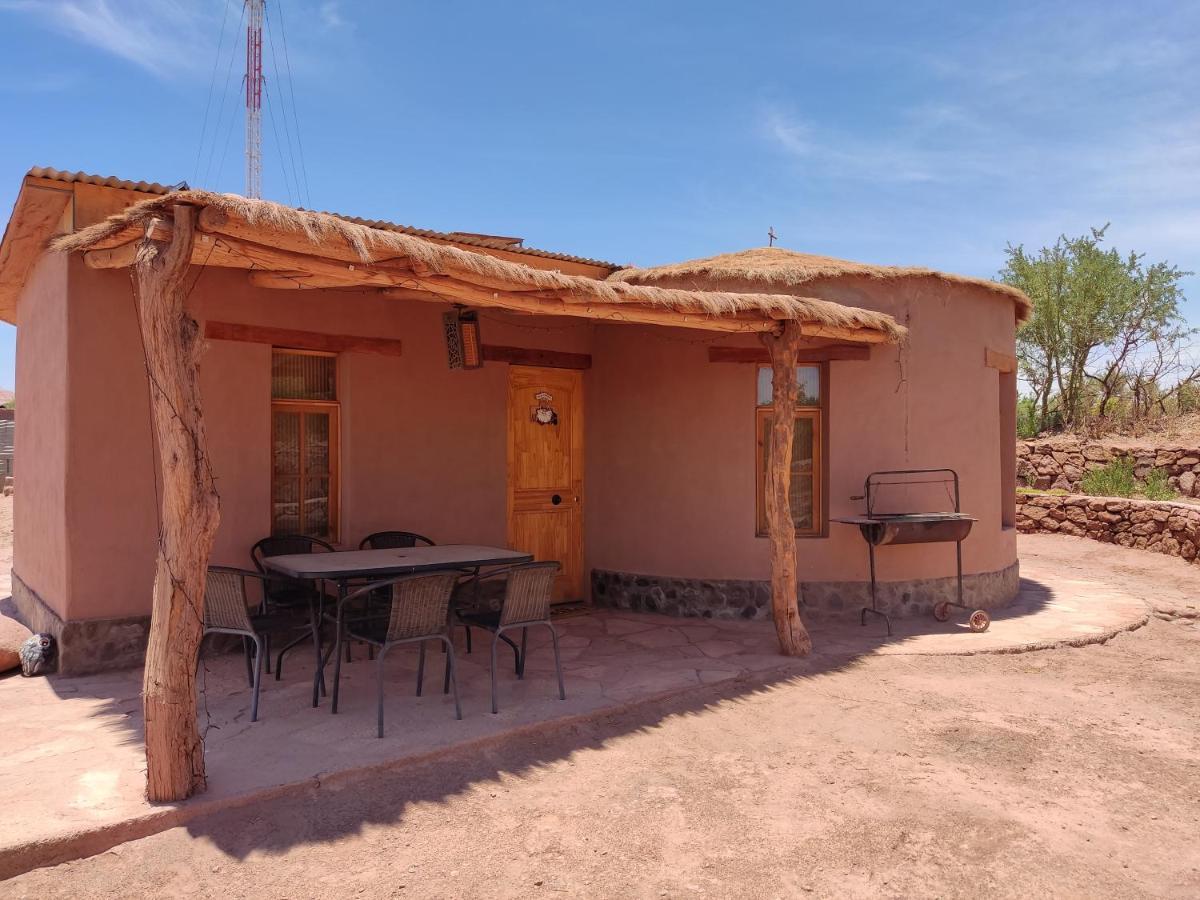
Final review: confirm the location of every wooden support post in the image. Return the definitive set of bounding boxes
[135,206,220,801]
[761,322,813,657]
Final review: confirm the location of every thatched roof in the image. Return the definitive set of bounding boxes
[608,247,1032,322]
[51,191,907,341]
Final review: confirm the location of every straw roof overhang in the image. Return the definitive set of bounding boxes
[24,167,618,270]
[608,247,1032,323]
[48,190,906,342]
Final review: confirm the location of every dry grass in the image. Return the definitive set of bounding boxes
[609,246,1033,322]
[51,192,906,340]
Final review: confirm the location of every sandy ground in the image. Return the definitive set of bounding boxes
[0,494,11,577]
[2,587,1197,897]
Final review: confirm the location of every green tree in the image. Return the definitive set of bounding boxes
[1001,227,1190,432]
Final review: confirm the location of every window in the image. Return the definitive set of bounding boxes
[755,365,823,537]
[271,350,339,540]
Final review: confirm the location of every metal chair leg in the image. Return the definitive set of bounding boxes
[250,634,265,722]
[275,628,311,681]
[441,636,462,720]
[375,646,390,739]
[465,625,472,654]
[310,606,323,708]
[331,617,345,715]
[416,641,426,697]
[518,627,528,680]
[242,637,254,687]
[490,633,500,714]
[264,632,272,675]
[548,623,566,701]
[498,631,521,674]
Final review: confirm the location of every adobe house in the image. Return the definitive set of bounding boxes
[0,168,1027,676]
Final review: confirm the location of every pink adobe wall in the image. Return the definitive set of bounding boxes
[50,265,593,619]
[64,256,160,619]
[586,275,1018,584]
[13,252,70,617]
[21,257,1016,623]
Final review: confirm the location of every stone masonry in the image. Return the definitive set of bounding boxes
[1018,438,1200,497]
[592,564,1020,622]
[1016,491,1200,563]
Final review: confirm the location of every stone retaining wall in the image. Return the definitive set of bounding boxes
[1016,492,1200,562]
[1018,438,1200,497]
[591,563,1020,622]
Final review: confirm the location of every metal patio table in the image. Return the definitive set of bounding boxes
[262,544,534,712]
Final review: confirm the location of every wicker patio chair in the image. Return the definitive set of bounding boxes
[358,531,483,654]
[251,534,334,680]
[455,561,565,714]
[358,531,436,550]
[202,566,274,722]
[333,570,463,738]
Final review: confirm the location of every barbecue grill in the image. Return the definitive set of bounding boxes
[832,468,989,635]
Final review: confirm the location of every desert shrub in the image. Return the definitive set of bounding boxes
[1080,457,1135,498]
[1016,396,1040,439]
[1140,468,1177,501]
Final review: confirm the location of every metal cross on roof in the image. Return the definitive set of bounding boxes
[768,226,777,247]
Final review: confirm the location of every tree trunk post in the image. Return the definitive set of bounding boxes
[134,205,220,802]
[761,322,813,657]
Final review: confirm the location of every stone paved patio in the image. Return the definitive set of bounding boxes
[0,532,1164,879]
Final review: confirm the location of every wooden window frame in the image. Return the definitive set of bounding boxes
[270,348,340,542]
[755,363,827,538]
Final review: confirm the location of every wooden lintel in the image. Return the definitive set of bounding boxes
[482,344,591,370]
[383,283,777,334]
[985,348,1017,373]
[708,345,871,364]
[205,321,403,357]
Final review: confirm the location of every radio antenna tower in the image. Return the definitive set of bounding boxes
[244,0,265,198]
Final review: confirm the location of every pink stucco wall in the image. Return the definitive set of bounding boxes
[587,275,1017,583]
[14,259,1017,623]
[13,252,70,617]
[28,265,593,620]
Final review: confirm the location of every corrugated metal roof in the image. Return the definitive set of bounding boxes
[27,166,179,195]
[25,167,618,270]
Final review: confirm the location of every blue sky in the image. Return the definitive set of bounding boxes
[0,0,1197,391]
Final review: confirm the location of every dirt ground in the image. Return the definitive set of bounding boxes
[0,495,11,596]
[0,494,11,561]
[2,577,1197,898]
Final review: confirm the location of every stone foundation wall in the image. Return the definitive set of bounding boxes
[10,571,149,675]
[591,562,1020,622]
[1018,439,1200,497]
[1016,492,1200,562]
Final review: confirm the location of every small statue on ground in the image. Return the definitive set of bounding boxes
[19,633,56,677]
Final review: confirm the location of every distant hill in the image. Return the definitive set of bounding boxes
[0,390,12,404]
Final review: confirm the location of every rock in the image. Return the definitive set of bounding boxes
[1177,456,1199,467]
[1179,471,1196,497]
[1083,446,1111,462]
[0,615,33,673]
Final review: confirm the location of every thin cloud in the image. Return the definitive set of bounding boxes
[760,105,1003,184]
[319,1,343,28]
[2,0,218,77]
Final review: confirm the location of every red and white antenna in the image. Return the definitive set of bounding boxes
[244,0,265,198]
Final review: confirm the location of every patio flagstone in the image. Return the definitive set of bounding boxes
[0,540,1159,879]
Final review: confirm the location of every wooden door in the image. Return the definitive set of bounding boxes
[507,366,584,602]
